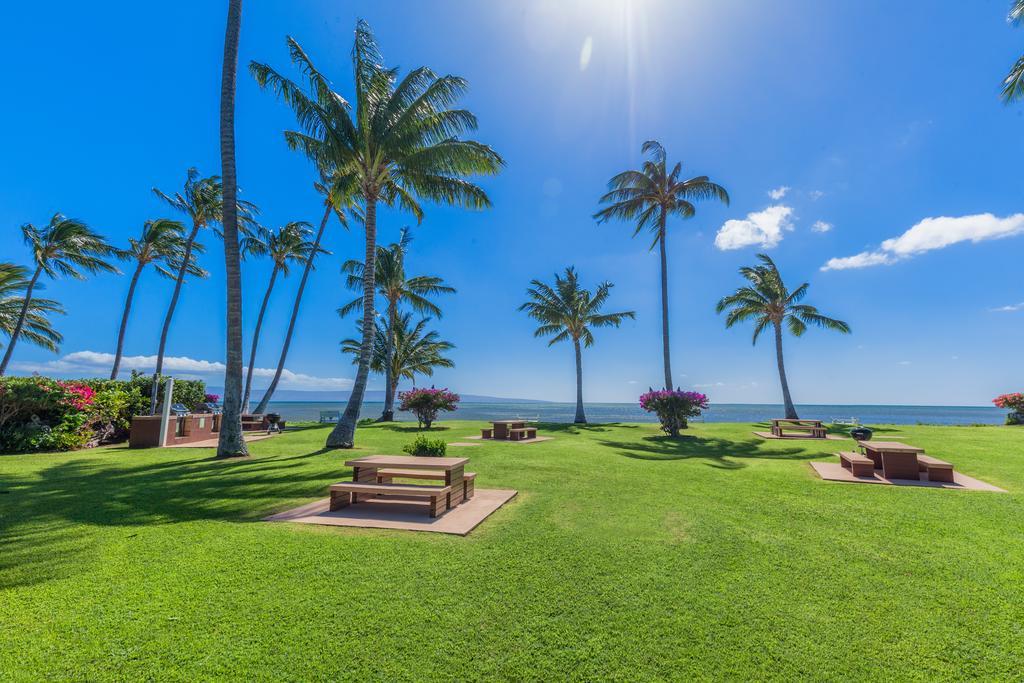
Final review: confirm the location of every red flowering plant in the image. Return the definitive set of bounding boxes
[398,387,460,429]
[639,389,710,437]
[993,393,1024,425]
[204,393,220,403]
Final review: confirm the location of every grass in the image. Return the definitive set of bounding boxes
[1,420,1023,680]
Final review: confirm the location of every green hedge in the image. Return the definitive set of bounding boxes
[0,374,207,453]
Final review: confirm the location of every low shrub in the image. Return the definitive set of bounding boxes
[402,435,447,457]
[639,389,710,437]
[993,393,1024,425]
[0,374,207,453]
[397,387,459,429]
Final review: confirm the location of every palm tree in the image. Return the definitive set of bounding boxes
[716,254,851,420]
[251,21,503,449]
[1002,1,1024,102]
[0,215,118,376]
[240,221,316,411]
[341,313,455,398]
[150,168,257,414]
[251,183,345,415]
[339,228,455,421]
[519,267,635,424]
[110,219,204,379]
[594,141,728,391]
[216,0,248,457]
[0,263,64,355]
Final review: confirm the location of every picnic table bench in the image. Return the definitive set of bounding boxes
[330,481,451,517]
[375,468,477,500]
[917,454,955,483]
[838,451,875,477]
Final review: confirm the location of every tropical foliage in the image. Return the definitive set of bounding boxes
[340,228,455,421]
[251,20,502,449]
[0,263,64,355]
[716,254,850,419]
[111,219,203,379]
[1001,1,1024,102]
[397,387,459,429]
[519,267,634,424]
[341,313,455,403]
[0,215,119,376]
[595,140,728,391]
[639,389,709,437]
[993,392,1024,425]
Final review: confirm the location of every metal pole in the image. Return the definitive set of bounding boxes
[158,377,174,447]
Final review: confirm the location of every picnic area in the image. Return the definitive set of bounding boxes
[1,420,1022,679]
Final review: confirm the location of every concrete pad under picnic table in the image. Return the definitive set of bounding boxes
[809,461,1005,492]
[264,488,518,535]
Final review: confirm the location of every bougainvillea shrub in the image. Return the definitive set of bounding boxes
[639,389,710,437]
[993,393,1024,425]
[397,388,460,429]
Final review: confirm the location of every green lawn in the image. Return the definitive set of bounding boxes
[1,421,1023,680]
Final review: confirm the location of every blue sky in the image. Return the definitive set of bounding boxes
[2,0,1023,406]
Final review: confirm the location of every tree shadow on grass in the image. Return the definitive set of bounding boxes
[532,422,640,435]
[598,434,815,470]
[0,447,348,589]
[372,424,452,433]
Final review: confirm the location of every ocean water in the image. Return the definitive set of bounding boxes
[265,401,1009,426]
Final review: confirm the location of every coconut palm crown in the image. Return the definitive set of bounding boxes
[341,313,455,393]
[0,215,118,375]
[339,227,455,421]
[520,267,635,424]
[594,140,728,392]
[716,253,851,420]
[0,263,64,354]
[110,219,205,379]
[250,19,503,448]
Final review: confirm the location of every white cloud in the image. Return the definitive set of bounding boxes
[767,186,790,200]
[579,36,593,70]
[811,220,833,233]
[808,190,825,201]
[991,302,1024,312]
[822,213,1024,271]
[11,351,354,390]
[898,360,912,366]
[694,381,726,388]
[714,205,795,251]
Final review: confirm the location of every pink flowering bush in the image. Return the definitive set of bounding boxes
[993,393,1024,425]
[398,387,460,429]
[639,389,710,437]
[204,393,220,403]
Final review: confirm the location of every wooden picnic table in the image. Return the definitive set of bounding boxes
[343,455,471,509]
[490,419,526,440]
[857,440,924,480]
[771,418,825,438]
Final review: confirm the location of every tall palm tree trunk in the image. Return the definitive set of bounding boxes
[243,266,278,412]
[773,321,798,419]
[110,262,144,379]
[253,205,331,414]
[379,298,397,422]
[658,218,673,390]
[216,0,247,458]
[573,338,586,424]
[150,224,200,414]
[328,197,377,448]
[0,266,42,376]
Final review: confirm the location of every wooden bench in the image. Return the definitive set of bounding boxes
[375,469,476,501]
[838,451,875,477]
[329,481,452,517]
[917,455,955,483]
[508,427,537,441]
[481,428,493,439]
